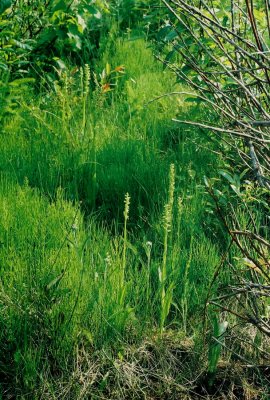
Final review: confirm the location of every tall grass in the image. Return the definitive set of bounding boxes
[0,36,227,398]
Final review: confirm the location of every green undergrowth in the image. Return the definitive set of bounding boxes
[0,37,231,398]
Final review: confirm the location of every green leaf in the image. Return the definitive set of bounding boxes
[0,62,8,71]
[9,78,35,86]
[208,316,228,383]
[51,0,66,12]
[10,39,33,51]
[230,184,241,196]
[0,0,11,14]
[53,57,66,70]
[36,29,57,48]
[163,50,175,69]
[84,5,99,15]
[77,14,87,33]
[67,31,82,50]
[203,176,210,188]
[45,271,64,291]
[157,25,171,41]
[219,170,234,184]
[165,29,178,42]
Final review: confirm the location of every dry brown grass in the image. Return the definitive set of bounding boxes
[32,330,268,400]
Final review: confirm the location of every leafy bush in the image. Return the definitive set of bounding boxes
[159,0,270,361]
[0,0,109,78]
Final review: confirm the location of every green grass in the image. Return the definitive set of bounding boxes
[0,36,230,398]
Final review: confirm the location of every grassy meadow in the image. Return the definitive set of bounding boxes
[0,15,267,399]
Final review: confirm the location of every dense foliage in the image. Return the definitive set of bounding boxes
[159,0,270,339]
[0,1,269,399]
